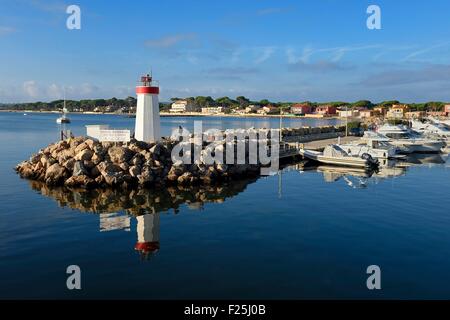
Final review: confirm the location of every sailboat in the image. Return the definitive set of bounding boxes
[56,89,71,124]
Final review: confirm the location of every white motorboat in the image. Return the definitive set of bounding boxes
[410,120,450,139]
[377,124,444,153]
[337,132,402,159]
[428,117,450,128]
[299,144,379,169]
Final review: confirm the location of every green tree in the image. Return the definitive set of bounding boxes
[236,96,250,108]
[352,100,373,109]
[378,100,400,108]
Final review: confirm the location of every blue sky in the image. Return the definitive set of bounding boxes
[1,0,450,103]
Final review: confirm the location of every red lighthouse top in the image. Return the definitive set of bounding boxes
[136,73,159,94]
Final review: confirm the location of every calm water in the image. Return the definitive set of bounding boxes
[1,112,450,299]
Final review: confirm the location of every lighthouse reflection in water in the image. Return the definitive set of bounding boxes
[135,213,160,258]
[100,212,160,259]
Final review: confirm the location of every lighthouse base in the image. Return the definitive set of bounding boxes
[135,94,161,143]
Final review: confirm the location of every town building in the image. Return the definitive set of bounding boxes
[359,110,376,118]
[374,106,387,116]
[233,109,247,115]
[170,100,196,113]
[201,106,225,114]
[386,104,409,119]
[445,104,450,116]
[245,105,260,113]
[290,103,312,115]
[405,111,426,119]
[257,105,278,115]
[315,105,337,116]
[337,109,359,118]
[427,111,446,117]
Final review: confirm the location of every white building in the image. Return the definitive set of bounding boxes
[201,106,225,114]
[338,109,359,118]
[170,100,196,113]
[245,105,260,113]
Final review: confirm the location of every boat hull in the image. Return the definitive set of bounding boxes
[390,140,444,153]
[300,150,376,169]
[56,118,71,124]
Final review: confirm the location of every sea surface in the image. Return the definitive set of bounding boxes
[1,112,450,299]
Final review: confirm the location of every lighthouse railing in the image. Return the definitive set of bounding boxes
[137,80,159,88]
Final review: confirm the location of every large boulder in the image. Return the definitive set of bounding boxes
[58,148,75,162]
[149,143,165,157]
[70,136,86,149]
[136,167,153,185]
[75,149,94,161]
[74,142,89,154]
[64,175,96,188]
[91,153,103,165]
[129,165,141,178]
[103,172,125,187]
[29,153,41,164]
[45,163,67,185]
[129,154,143,166]
[73,161,89,176]
[16,161,36,179]
[97,161,122,175]
[84,139,96,150]
[63,158,76,171]
[108,146,134,164]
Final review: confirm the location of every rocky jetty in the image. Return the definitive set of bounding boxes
[15,136,261,188]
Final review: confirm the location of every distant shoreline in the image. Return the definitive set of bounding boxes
[0,109,342,120]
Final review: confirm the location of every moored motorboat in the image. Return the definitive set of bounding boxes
[411,119,450,140]
[299,144,379,169]
[337,131,403,160]
[377,124,444,153]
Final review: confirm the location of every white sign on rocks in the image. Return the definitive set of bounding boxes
[98,129,131,142]
[86,125,131,142]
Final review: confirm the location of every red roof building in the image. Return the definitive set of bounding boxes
[315,105,337,115]
[290,104,312,115]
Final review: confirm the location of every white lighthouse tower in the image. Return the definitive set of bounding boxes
[134,74,161,142]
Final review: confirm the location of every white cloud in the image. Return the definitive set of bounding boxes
[403,42,450,62]
[287,44,381,65]
[47,83,63,99]
[23,81,40,98]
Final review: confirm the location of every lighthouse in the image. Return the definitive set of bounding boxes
[134,74,161,142]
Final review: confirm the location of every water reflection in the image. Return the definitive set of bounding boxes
[297,153,448,188]
[135,213,160,259]
[28,178,258,259]
[25,153,447,259]
[28,178,258,215]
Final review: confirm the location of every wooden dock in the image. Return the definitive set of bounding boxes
[302,136,359,151]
